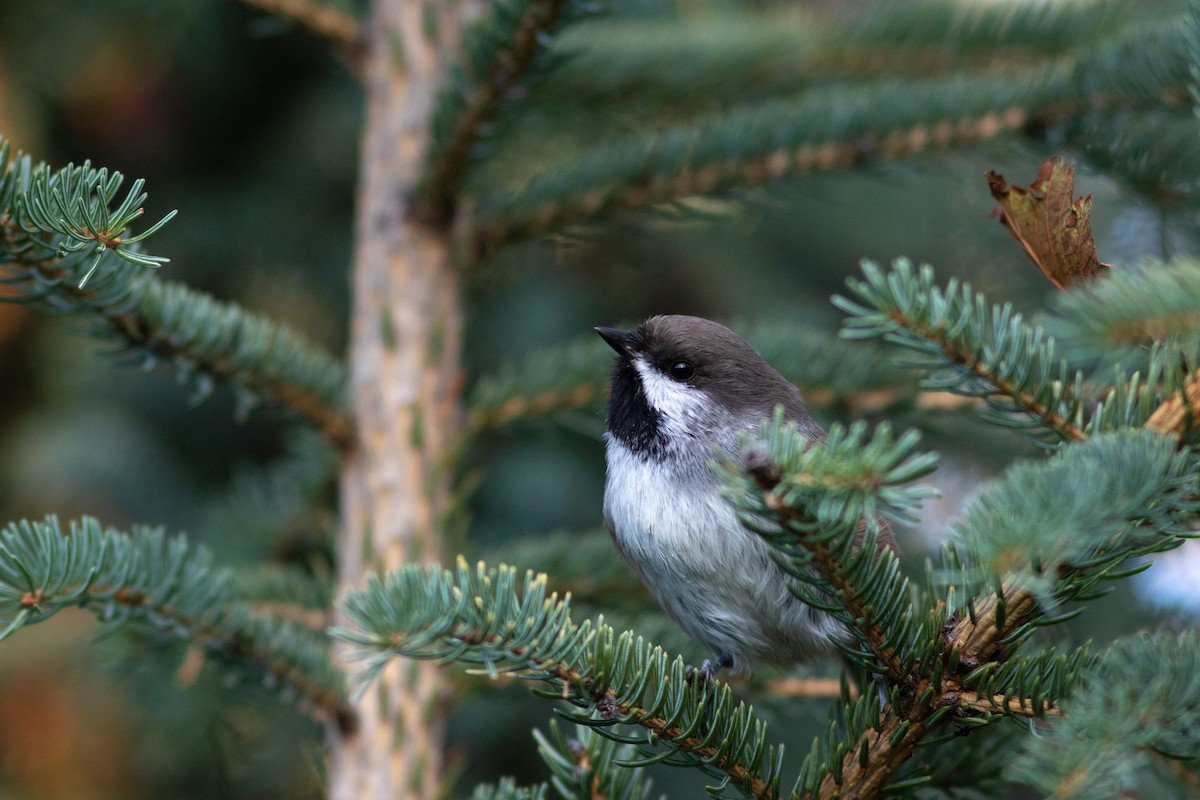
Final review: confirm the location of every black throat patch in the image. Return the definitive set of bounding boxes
[606,357,667,460]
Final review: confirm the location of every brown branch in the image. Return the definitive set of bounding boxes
[896,313,1087,443]
[208,617,357,734]
[946,688,1060,718]
[469,108,1033,265]
[464,382,599,437]
[765,674,1060,719]
[413,0,572,226]
[239,0,361,48]
[819,704,931,799]
[818,677,1060,798]
[764,676,850,699]
[595,683,772,799]
[469,26,1192,266]
[946,580,1041,669]
[748,464,908,683]
[934,365,1200,669]
[1145,369,1200,441]
[460,631,776,800]
[244,601,330,631]
[743,445,1071,796]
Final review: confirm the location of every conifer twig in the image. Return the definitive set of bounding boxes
[443,625,774,799]
[748,457,909,683]
[470,17,1192,263]
[945,688,1060,718]
[471,107,1031,264]
[1145,369,1200,441]
[814,678,1057,797]
[806,626,1066,798]
[894,315,1087,443]
[0,234,352,447]
[414,0,573,225]
[763,676,848,699]
[2,143,348,444]
[337,561,786,799]
[202,609,356,732]
[239,0,361,47]
[464,381,599,439]
[816,704,930,800]
[0,517,354,730]
[946,580,1040,669]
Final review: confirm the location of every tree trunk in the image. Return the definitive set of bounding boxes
[329,1,467,797]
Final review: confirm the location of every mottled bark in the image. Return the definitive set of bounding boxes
[330,1,469,797]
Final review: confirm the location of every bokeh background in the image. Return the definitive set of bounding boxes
[1,1,1197,798]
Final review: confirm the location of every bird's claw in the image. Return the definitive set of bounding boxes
[685,656,730,688]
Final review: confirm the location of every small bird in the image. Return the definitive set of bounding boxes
[596,314,894,679]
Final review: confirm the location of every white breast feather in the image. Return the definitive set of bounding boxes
[603,357,844,672]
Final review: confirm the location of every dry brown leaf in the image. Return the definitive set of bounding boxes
[986,157,1111,290]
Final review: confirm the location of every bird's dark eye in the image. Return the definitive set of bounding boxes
[669,360,695,381]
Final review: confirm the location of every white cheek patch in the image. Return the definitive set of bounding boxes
[633,357,709,439]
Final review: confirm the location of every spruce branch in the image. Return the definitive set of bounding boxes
[476,530,697,662]
[945,430,1197,656]
[1009,630,1200,798]
[15,155,176,289]
[0,515,352,729]
[414,0,581,226]
[534,721,661,800]
[14,253,351,445]
[0,140,351,446]
[833,0,1173,63]
[1147,369,1200,440]
[837,258,1089,444]
[835,432,1200,795]
[1067,108,1200,202]
[901,432,1195,790]
[470,78,1033,262]
[229,564,332,631]
[1051,258,1200,345]
[478,529,651,616]
[1048,258,1200,395]
[947,690,1060,719]
[220,604,354,730]
[728,415,937,683]
[462,336,611,445]
[954,644,1093,720]
[724,421,1195,796]
[784,623,1053,797]
[944,582,1039,673]
[810,703,933,800]
[540,0,1157,107]
[469,17,1192,262]
[762,677,848,701]
[723,416,968,798]
[469,777,549,800]
[334,558,787,799]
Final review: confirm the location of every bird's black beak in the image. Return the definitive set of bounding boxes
[595,326,638,358]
